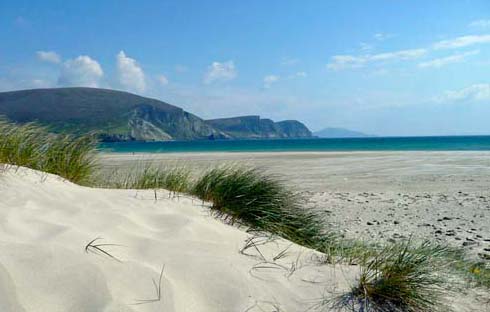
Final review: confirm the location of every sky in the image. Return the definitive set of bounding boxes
[1,0,490,136]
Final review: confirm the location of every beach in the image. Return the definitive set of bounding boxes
[100,151,490,260]
[4,1,490,309]
[0,150,488,310]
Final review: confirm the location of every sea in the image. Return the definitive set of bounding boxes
[100,136,490,153]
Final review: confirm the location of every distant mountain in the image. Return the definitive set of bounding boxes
[314,127,372,138]
[0,88,313,141]
[206,116,312,139]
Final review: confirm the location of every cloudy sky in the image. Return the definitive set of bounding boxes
[1,0,490,136]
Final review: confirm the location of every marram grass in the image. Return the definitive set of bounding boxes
[95,163,192,194]
[0,118,97,184]
[330,240,453,312]
[0,120,45,168]
[191,166,336,248]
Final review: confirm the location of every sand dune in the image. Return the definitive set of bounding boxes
[0,167,355,312]
[1,166,487,311]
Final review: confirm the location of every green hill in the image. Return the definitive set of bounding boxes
[0,88,313,141]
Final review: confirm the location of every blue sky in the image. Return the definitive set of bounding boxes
[1,0,490,136]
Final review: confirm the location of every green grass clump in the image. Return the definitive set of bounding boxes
[191,166,334,247]
[41,133,98,184]
[96,163,192,194]
[332,240,452,312]
[0,118,97,184]
[0,120,45,167]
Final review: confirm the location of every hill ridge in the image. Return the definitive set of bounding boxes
[0,87,312,141]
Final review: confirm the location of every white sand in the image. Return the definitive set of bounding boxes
[0,161,487,311]
[0,167,354,312]
[99,151,490,193]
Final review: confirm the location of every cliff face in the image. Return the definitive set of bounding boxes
[276,120,314,138]
[0,88,312,141]
[128,104,229,141]
[206,116,313,139]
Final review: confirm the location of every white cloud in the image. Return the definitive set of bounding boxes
[436,84,490,103]
[433,34,490,49]
[327,55,367,70]
[203,61,237,84]
[157,74,169,86]
[327,48,427,70]
[370,49,427,61]
[469,19,490,28]
[116,51,146,93]
[57,55,103,87]
[418,50,479,68]
[36,51,61,64]
[373,33,394,41]
[263,75,280,88]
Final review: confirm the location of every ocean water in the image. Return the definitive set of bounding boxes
[100,136,490,153]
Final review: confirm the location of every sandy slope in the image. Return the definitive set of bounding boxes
[0,167,355,312]
[99,152,490,260]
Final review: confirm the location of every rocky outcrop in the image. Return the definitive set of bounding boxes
[276,120,313,138]
[206,116,313,139]
[128,104,229,141]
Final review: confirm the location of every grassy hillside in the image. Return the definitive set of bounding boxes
[0,88,313,141]
[0,87,226,141]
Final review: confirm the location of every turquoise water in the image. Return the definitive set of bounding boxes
[100,136,490,153]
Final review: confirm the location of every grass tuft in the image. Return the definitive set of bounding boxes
[331,239,452,312]
[95,163,192,194]
[41,133,98,183]
[0,118,98,184]
[191,166,335,248]
[0,119,45,167]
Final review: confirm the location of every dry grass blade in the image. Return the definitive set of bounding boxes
[133,264,165,305]
[273,245,292,262]
[84,237,122,262]
[249,262,290,280]
[244,300,283,312]
[240,234,277,261]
